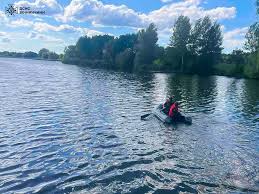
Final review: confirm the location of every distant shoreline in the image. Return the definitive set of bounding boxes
[0,56,257,80]
[0,56,61,61]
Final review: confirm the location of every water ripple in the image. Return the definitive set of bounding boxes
[0,58,258,193]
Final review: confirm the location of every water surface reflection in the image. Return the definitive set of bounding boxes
[0,58,258,193]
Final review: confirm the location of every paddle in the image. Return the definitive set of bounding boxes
[141,113,151,120]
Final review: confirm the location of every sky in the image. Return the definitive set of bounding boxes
[0,0,257,54]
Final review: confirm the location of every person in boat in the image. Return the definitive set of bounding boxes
[162,96,174,114]
[168,101,185,122]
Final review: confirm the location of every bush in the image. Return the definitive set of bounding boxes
[213,63,245,76]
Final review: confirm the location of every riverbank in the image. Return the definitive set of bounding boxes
[62,58,259,80]
[0,49,61,61]
[0,56,61,61]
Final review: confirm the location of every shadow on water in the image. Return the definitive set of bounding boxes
[164,74,217,114]
[241,79,259,124]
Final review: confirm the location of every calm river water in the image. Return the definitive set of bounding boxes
[0,58,258,193]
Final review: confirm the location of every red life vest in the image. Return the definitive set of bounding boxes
[169,103,178,117]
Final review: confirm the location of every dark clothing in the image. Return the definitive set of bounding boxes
[171,112,185,122]
[162,101,171,115]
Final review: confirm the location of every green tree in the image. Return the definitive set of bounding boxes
[134,23,158,71]
[59,54,64,60]
[76,35,114,60]
[23,51,38,58]
[190,16,223,73]
[245,22,259,52]
[38,48,49,59]
[115,48,135,72]
[230,50,245,65]
[103,34,137,69]
[113,34,137,55]
[164,47,182,71]
[48,52,59,60]
[243,1,259,78]
[169,16,191,71]
[62,45,79,64]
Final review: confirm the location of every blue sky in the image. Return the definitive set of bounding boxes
[0,0,257,54]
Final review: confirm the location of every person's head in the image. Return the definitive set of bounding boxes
[169,96,173,102]
[174,101,179,107]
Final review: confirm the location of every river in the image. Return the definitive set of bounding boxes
[0,58,258,193]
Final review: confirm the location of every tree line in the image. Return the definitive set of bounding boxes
[62,1,259,79]
[61,16,223,75]
[0,48,62,61]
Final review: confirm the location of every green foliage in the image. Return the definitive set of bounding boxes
[215,50,259,78]
[59,13,257,79]
[215,50,248,76]
[37,48,59,60]
[166,16,222,74]
[74,33,137,70]
[170,16,191,53]
[23,51,38,58]
[134,23,159,71]
[112,34,137,55]
[164,47,182,70]
[115,48,135,72]
[0,49,59,60]
[59,54,64,60]
[0,51,23,58]
[245,22,259,52]
[230,50,246,65]
[168,15,191,72]
[189,16,223,73]
[103,34,137,69]
[48,52,59,60]
[38,48,49,59]
[62,45,79,64]
[76,35,114,59]
[214,63,237,76]
[244,51,259,78]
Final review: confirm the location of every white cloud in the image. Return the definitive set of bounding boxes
[0,32,7,36]
[8,18,34,27]
[0,11,8,23]
[0,30,12,43]
[14,0,63,15]
[148,1,236,29]
[28,31,64,43]
[204,7,236,20]
[160,0,201,4]
[2,38,11,43]
[57,0,148,27]
[33,22,104,36]
[57,0,236,30]
[6,18,105,37]
[223,27,248,52]
[160,0,173,2]
[157,28,173,46]
[224,27,248,39]
[33,22,75,33]
[35,18,44,21]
